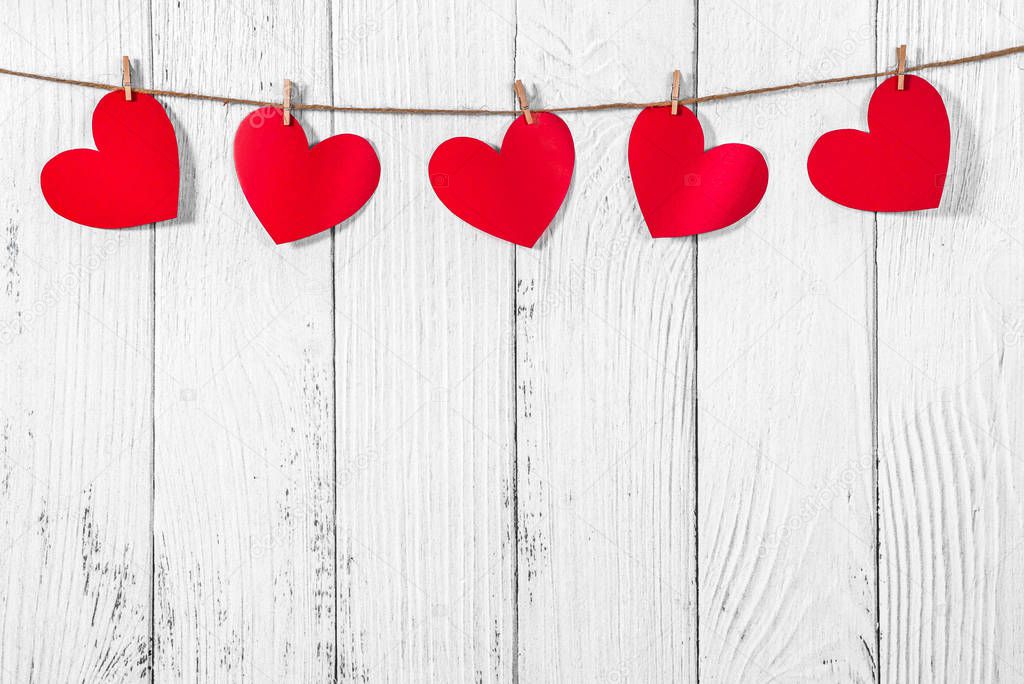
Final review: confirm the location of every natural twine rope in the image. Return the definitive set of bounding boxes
[0,44,1022,116]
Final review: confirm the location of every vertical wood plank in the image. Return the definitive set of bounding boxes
[150,2,335,680]
[0,2,153,680]
[513,2,698,680]
[696,2,878,680]
[876,3,1024,680]
[332,1,517,680]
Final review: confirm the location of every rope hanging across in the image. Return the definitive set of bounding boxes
[0,43,1021,116]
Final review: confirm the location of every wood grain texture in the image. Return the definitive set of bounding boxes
[151,2,335,680]
[877,1,1024,680]
[332,1,517,680]
[512,1,698,681]
[696,2,878,681]
[4,1,1024,680]
[0,2,153,680]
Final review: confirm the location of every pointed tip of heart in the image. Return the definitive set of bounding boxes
[268,230,309,245]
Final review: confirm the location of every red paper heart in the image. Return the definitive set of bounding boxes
[628,106,768,237]
[428,113,574,247]
[807,74,950,211]
[234,107,380,244]
[40,91,179,228]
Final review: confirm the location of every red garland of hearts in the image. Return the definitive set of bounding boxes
[40,75,951,244]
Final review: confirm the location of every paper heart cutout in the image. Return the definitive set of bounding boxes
[234,107,380,244]
[41,91,179,228]
[807,74,950,212]
[428,113,574,247]
[629,106,768,237]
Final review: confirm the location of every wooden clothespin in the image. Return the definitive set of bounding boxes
[121,56,133,101]
[671,69,681,115]
[283,79,293,125]
[514,80,534,125]
[896,44,907,91]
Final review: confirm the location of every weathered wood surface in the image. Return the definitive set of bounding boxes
[0,2,153,680]
[513,1,698,681]
[0,0,1020,681]
[151,2,335,680]
[696,2,877,681]
[333,1,517,680]
[877,1,1024,682]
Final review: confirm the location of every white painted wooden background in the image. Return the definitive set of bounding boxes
[0,0,1021,681]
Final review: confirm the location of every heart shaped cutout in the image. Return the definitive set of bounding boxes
[628,106,768,238]
[234,107,381,244]
[41,91,179,228]
[807,74,950,212]
[428,113,574,248]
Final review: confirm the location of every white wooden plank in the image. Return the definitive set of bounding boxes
[0,1,153,680]
[332,1,517,680]
[876,3,1024,680]
[696,3,878,680]
[512,2,697,681]
[150,2,336,680]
